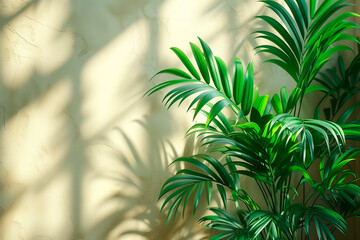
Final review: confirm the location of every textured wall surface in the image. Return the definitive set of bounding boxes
[0,0,358,240]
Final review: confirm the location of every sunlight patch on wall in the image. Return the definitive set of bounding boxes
[80,18,151,140]
[0,0,71,89]
[0,170,73,240]
[30,0,72,75]
[78,118,207,240]
[0,24,37,89]
[0,79,73,194]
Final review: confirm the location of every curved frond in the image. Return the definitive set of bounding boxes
[158,154,236,224]
[247,210,291,239]
[269,114,346,166]
[146,39,262,127]
[199,208,257,240]
[257,0,360,114]
[304,205,347,239]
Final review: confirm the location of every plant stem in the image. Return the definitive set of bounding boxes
[311,194,321,207]
[256,180,274,211]
[304,192,317,206]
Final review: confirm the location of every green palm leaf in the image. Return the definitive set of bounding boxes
[150,1,360,238]
[233,57,244,105]
[171,47,200,80]
[150,68,192,80]
[304,206,347,239]
[190,42,210,83]
[199,207,256,240]
[199,37,222,90]
[247,210,290,239]
[158,154,236,223]
[241,62,254,115]
[146,38,263,128]
[216,56,232,99]
[257,0,359,114]
[147,39,261,127]
[271,93,283,114]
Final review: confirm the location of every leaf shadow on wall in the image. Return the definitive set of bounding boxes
[0,0,278,239]
[204,0,282,99]
[84,117,210,240]
[206,0,297,99]
[205,0,267,63]
[0,0,167,239]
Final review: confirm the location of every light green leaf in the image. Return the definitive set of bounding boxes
[271,93,283,114]
[233,57,244,105]
[253,95,269,117]
[241,62,254,115]
[190,42,210,84]
[304,84,329,94]
[198,37,221,90]
[205,99,232,128]
[150,68,192,80]
[215,56,232,98]
[280,86,288,111]
[310,0,319,19]
[286,87,302,112]
[171,47,200,80]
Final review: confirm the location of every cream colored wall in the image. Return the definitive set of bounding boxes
[0,0,358,240]
[0,0,280,239]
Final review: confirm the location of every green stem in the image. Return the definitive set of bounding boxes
[257,180,275,211]
[297,94,303,118]
[265,183,277,212]
[280,183,284,212]
[268,165,279,213]
[329,92,355,122]
[314,92,332,116]
[273,185,279,213]
[304,191,318,206]
[294,176,304,201]
[310,194,321,207]
[282,175,292,211]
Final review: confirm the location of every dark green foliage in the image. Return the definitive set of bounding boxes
[146,0,360,239]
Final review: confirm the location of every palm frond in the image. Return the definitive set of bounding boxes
[146,38,266,127]
[247,210,291,239]
[257,0,360,114]
[269,113,346,165]
[158,154,236,224]
[313,41,360,144]
[304,205,347,240]
[199,207,257,240]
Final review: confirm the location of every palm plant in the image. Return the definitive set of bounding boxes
[145,0,360,239]
[313,41,360,143]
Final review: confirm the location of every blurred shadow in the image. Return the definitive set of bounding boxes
[203,0,277,99]
[204,0,267,62]
[84,117,209,239]
[3,0,348,239]
[0,0,41,30]
[0,0,167,239]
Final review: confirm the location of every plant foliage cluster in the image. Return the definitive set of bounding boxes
[146,0,360,239]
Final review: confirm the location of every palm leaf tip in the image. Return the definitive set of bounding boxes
[233,57,244,105]
[170,46,201,80]
[198,37,222,91]
[241,61,254,116]
[190,42,211,84]
[215,56,232,99]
